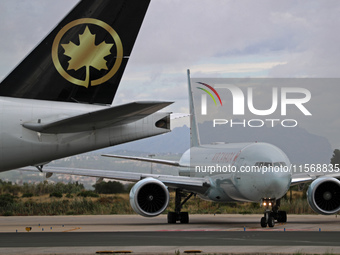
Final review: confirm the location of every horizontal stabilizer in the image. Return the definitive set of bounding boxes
[23,101,172,134]
[102,154,181,167]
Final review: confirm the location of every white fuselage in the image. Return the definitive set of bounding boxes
[0,97,169,171]
[179,142,291,203]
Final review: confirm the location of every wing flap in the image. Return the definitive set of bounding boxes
[23,101,172,134]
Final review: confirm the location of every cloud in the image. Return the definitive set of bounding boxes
[190,61,287,75]
[0,0,77,79]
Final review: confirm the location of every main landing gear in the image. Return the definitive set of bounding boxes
[167,189,194,224]
[260,199,287,228]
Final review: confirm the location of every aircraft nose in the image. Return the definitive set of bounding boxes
[236,170,291,202]
[262,171,291,198]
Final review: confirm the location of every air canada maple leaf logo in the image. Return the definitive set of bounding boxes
[61,26,113,86]
[52,18,123,88]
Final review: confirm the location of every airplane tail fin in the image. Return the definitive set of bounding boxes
[0,0,150,105]
[187,69,201,147]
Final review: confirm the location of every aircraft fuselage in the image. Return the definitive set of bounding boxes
[0,97,170,171]
[179,142,291,203]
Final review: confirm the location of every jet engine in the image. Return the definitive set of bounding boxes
[129,178,170,217]
[307,177,340,215]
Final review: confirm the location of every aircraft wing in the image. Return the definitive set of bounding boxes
[23,101,172,134]
[20,166,210,193]
[102,154,182,167]
[291,172,340,185]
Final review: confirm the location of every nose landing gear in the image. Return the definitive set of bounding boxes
[260,198,287,228]
[261,208,275,228]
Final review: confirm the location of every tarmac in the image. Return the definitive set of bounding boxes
[0,214,339,254]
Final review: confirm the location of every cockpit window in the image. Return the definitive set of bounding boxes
[273,162,286,167]
[255,162,286,167]
[255,162,273,167]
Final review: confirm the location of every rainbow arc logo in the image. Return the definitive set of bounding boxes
[196,82,223,106]
[196,82,222,115]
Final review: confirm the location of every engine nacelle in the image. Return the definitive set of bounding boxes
[129,178,170,217]
[307,177,340,215]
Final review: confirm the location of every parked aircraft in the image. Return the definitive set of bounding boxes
[0,0,172,171]
[32,70,340,228]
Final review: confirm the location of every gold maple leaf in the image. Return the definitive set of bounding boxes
[61,26,113,87]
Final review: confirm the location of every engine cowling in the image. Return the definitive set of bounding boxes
[129,178,170,217]
[307,177,340,215]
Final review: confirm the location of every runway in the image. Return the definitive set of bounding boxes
[1,214,340,232]
[1,231,340,247]
[0,214,340,254]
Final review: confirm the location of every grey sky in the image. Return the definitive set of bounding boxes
[192,78,340,149]
[0,0,339,147]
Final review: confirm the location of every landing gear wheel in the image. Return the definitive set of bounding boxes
[180,212,189,224]
[260,198,288,227]
[167,190,194,224]
[260,217,267,228]
[268,217,275,228]
[167,212,177,224]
